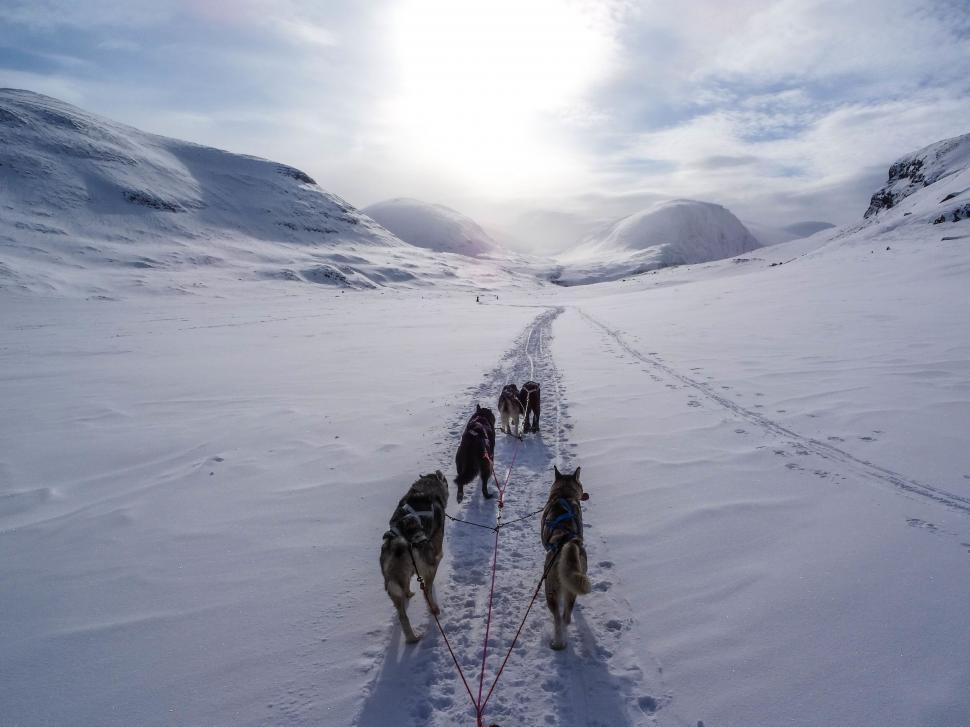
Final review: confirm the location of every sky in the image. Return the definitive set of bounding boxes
[1,0,969,251]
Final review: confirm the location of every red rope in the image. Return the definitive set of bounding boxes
[475,523,501,712]
[407,548,478,716]
[409,436,528,726]
[474,437,521,718]
[480,550,559,712]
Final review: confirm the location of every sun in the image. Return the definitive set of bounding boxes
[384,0,614,195]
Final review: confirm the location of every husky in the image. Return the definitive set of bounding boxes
[380,471,449,644]
[498,383,525,437]
[517,380,541,433]
[541,465,591,650]
[454,405,496,503]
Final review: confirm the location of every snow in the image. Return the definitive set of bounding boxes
[3,92,970,727]
[0,90,530,296]
[864,132,970,219]
[554,199,762,285]
[744,219,835,246]
[362,198,500,257]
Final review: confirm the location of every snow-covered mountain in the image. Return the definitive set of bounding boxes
[864,132,970,220]
[553,199,762,285]
[0,90,530,296]
[362,197,500,257]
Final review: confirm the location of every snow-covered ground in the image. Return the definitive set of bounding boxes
[3,92,970,726]
[4,212,970,725]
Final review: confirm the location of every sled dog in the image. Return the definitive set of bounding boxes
[498,383,525,437]
[541,465,591,650]
[454,404,496,503]
[517,381,541,433]
[380,470,449,643]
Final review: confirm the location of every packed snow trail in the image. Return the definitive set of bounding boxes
[355,307,659,727]
[576,308,970,517]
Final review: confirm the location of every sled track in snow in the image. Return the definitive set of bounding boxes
[578,308,970,517]
[356,307,658,727]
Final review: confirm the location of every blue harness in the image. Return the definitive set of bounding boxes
[542,497,583,553]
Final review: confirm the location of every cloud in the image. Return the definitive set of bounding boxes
[0,0,967,245]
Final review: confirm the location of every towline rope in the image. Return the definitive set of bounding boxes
[412,433,552,727]
[444,506,544,533]
[474,435,522,718]
[407,546,477,709]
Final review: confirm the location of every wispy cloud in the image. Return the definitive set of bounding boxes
[0,0,967,241]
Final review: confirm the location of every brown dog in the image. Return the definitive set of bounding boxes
[541,466,591,650]
[498,383,525,437]
[517,381,540,432]
[380,471,448,643]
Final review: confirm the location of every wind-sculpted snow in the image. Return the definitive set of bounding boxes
[0,90,535,296]
[553,199,761,285]
[362,197,500,257]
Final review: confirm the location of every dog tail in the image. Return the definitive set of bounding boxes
[558,540,591,595]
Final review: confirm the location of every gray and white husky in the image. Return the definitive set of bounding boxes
[541,466,591,650]
[498,383,525,437]
[380,471,448,643]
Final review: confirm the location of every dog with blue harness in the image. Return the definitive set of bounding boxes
[541,465,591,650]
[380,471,448,643]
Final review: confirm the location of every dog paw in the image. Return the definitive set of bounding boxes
[406,590,415,598]
[405,633,422,644]
[549,640,566,651]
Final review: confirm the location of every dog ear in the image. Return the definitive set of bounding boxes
[554,465,561,479]
[573,466,581,481]
[476,403,482,413]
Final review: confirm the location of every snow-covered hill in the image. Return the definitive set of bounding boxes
[864,132,970,222]
[553,199,762,285]
[362,197,500,257]
[745,220,835,246]
[0,90,530,296]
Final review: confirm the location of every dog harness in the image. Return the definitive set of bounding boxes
[385,498,443,546]
[541,497,583,553]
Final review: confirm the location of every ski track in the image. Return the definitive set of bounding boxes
[576,308,970,518]
[355,307,660,727]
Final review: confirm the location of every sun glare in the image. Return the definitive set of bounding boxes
[385,0,613,194]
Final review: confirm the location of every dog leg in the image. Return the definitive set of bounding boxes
[563,591,577,626]
[387,580,420,643]
[546,583,566,650]
[423,564,441,616]
[480,465,494,499]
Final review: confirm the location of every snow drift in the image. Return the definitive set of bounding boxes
[553,199,761,285]
[362,197,500,257]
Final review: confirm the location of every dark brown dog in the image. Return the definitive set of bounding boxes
[454,404,496,503]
